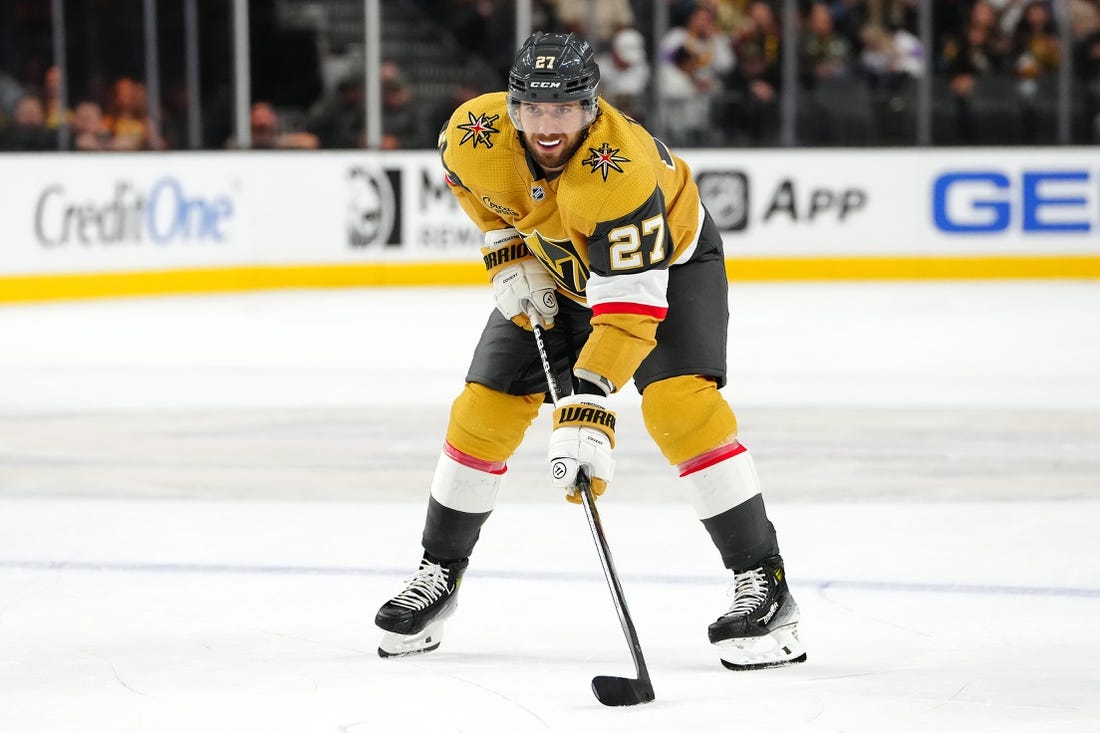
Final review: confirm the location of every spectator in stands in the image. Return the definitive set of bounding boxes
[227,101,319,149]
[659,1,736,142]
[69,100,111,151]
[868,0,920,37]
[552,0,636,44]
[712,0,754,38]
[0,66,22,119]
[308,75,365,148]
[595,27,651,123]
[1011,0,1061,82]
[1010,1,1061,140]
[858,21,924,90]
[103,76,165,150]
[800,1,854,88]
[728,0,783,144]
[940,0,1013,141]
[820,0,871,44]
[942,3,1009,82]
[857,19,924,143]
[659,45,717,146]
[380,61,432,149]
[1071,0,1100,141]
[43,65,69,131]
[941,4,1009,78]
[0,93,55,150]
[997,0,1038,37]
[660,2,737,93]
[1071,0,1100,33]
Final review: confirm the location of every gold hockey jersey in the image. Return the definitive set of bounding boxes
[440,91,711,392]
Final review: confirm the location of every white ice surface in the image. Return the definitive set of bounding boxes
[1,281,1099,732]
[1,281,1098,412]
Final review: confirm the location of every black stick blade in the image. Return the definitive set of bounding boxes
[591,675,655,707]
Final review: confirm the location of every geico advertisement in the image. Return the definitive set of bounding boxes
[684,148,1100,256]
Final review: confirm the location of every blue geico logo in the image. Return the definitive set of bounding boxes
[34,177,235,246]
[932,170,1093,234]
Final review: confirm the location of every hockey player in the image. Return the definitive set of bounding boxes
[375,31,805,671]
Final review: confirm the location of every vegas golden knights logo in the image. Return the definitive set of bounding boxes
[524,231,589,298]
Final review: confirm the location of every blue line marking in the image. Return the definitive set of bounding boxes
[2,558,1098,599]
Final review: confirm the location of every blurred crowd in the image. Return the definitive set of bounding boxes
[0,0,1097,151]
[454,0,1099,146]
[0,59,438,153]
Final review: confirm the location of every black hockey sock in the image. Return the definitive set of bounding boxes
[421,495,490,561]
[700,494,780,570]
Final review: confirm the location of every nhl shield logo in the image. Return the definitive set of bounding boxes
[531,185,545,201]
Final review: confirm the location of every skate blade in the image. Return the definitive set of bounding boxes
[377,618,446,658]
[714,622,806,671]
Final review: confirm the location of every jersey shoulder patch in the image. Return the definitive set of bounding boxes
[558,107,658,224]
[442,92,521,188]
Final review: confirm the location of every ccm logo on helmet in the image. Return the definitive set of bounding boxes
[529,81,562,89]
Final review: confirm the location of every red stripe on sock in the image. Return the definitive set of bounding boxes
[678,441,747,477]
[443,442,508,475]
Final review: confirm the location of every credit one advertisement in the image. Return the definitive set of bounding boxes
[0,148,1097,279]
[0,150,481,276]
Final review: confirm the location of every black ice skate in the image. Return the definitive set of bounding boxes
[708,554,806,670]
[375,552,468,658]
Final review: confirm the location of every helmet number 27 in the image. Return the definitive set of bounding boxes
[535,55,558,69]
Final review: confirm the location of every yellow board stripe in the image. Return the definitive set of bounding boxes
[725,255,1100,281]
[1,255,1099,304]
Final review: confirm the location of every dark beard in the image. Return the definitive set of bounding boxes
[522,133,585,175]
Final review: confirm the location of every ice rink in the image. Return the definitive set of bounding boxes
[2,281,1099,732]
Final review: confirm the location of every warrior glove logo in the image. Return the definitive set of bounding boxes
[554,405,617,449]
[482,241,527,271]
[557,405,616,431]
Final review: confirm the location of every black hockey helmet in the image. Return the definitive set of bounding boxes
[507,32,600,131]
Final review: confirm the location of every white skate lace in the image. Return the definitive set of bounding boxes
[390,559,450,612]
[722,566,769,617]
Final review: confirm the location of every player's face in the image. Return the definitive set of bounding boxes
[517,101,588,172]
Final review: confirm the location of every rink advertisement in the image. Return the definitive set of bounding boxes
[0,148,1097,302]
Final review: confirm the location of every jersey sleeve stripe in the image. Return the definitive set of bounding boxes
[586,268,668,311]
[591,301,669,319]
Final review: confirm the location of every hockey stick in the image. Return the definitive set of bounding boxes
[530,316,655,707]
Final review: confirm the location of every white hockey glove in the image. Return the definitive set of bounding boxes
[481,228,558,330]
[549,393,616,504]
